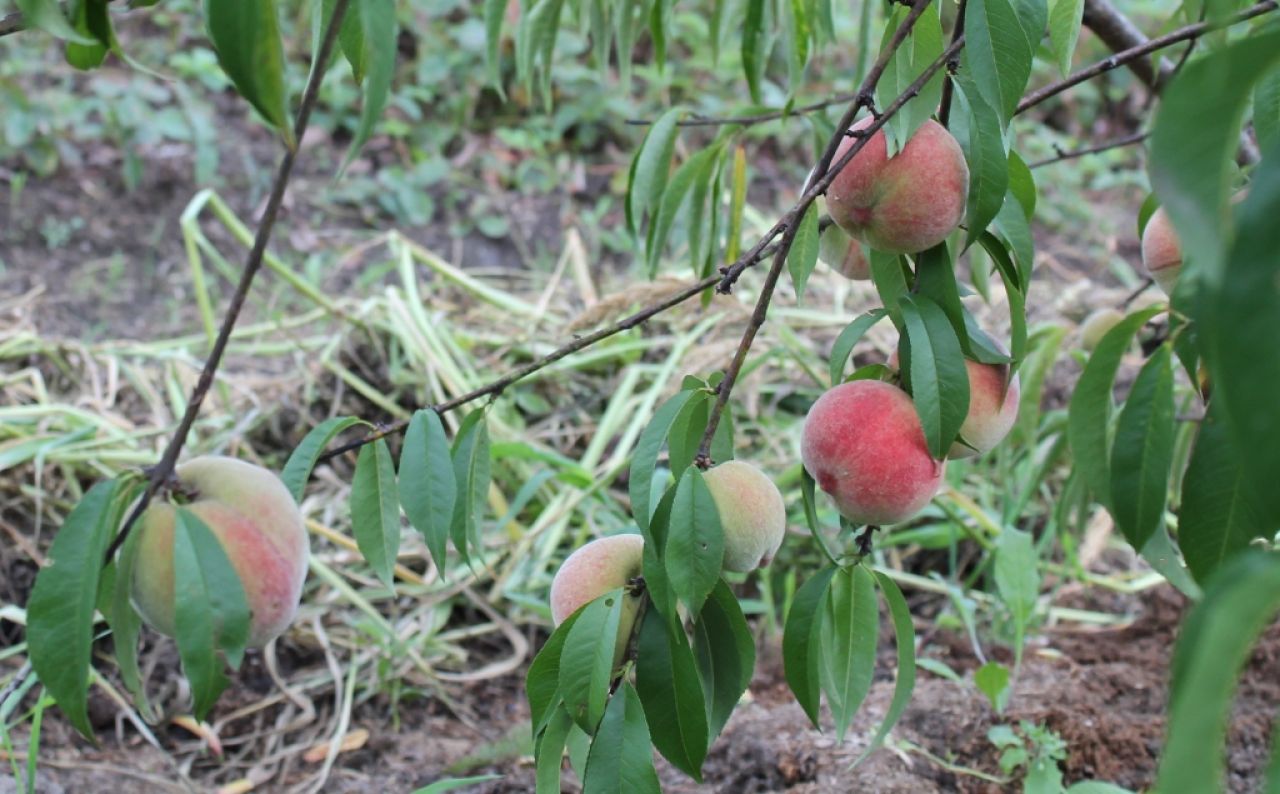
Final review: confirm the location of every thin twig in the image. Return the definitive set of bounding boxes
[622,91,861,129]
[102,0,353,564]
[1027,131,1148,169]
[1015,0,1277,116]
[0,9,24,37]
[696,9,964,462]
[1080,0,1169,88]
[937,0,968,128]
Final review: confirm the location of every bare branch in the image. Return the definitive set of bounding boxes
[937,0,968,127]
[1028,130,1148,169]
[1015,0,1277,116]
[1080,0,1170,88]
[102,0,353,564]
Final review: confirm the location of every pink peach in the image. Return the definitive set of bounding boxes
[801,380,944,526]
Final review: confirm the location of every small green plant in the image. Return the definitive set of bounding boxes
[989,721,1133,794]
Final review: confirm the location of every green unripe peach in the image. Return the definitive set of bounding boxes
[702,460,786,572]
[549,534,645,668]
[1079,308,1125,351]
[827,118,969,255]
[132,456,310,648]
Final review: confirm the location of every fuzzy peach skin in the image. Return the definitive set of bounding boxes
[818,223,871,280]
[1140,206,1182,295]
[888,347,1020,458]
[826,117,969,255]
[132,456,309,648]
[801,380,944,525]
[951,358,1020,459]
[550,534,645,667]
[702,460,787,572]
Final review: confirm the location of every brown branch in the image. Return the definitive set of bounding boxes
[1027,130,1148,168]
[696,14,966,462]
[1080,0,1169,88]
[622,92,860,129]
[102,0,352,564]
[1015,0,1277,116]
[0,8,25,37]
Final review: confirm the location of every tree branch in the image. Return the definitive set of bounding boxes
[1080,0,1169,89]
[102,0,353,564]
[1027,130,1148,169]
[937,0,968,128]
[1015,0,1277,116]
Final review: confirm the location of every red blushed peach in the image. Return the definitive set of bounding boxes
[132,457,309,648]
[550,534,645,667]
[702,460,786,572]
[801,380,944,526]
[818,223,871,280]
[827,117,969,255]
[1140,206,1181,295]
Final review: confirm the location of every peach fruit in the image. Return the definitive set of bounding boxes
[818,223,871,280]
[702,460,786,572]
[1140,206,1181,295]
[1079,308,1125,351]
[951,357,1019,458]
[826,117,969,255]
[131,456,309,648]
[550,534,645,666]
[801,380,944,525]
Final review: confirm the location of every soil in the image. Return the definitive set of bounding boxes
[8,583,1277,793]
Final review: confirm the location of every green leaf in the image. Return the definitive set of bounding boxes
[280,416,365,503]
[64,0,109,70]
[913,243,969,349]
[483,0,508,95]
[1067,307,1164,504]
[1256,66,1280,153]
[560,589,624,733]
[693,580,755,738]
[634,607,709,780]
[582,683,662,793]
[528,609,582,736]
[741,0,767,103]
[329,0,365,83]
[399,410,457,572]
[820,565,878,741]
[994,527,1038,630]
[854,571,916,767]
[900,294,970,458]
[450,411,492,566]
[351,439,401,588]
[876,3,945,153]
[17,0,95,43]
[1159,552,1280,793]
[648,145,722,277]
[1110,346,1175,551]
[338,0,396,174]
[626,108,682,240]
[1047,0,1083,77]
[993,192,1034,286]
[829,309,888,384]
[975,661,1010,712]
[870,250,911,323]
[630,390,700,533]
[667,393,710,477]
[1200,145,1280,524]
[27,479,129,738]
[788,204,822,301]
[534,706,573,793]
[173,509,250,719]
[963,0,1045,124]
[1150,30,1280,284]
[665,467,725,617]
[783,565,838,728]
[1007,150,1036,219]
[1179,390,1267,586]
[106,514,151,719]
[412,774,504,794]
[641,486,680,622]
[205,0,293,145]
[952,74,1008,249]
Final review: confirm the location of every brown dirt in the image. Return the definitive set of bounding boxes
[8,584,1278,793]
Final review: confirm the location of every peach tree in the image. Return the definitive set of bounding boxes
[6,0,1280,790]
